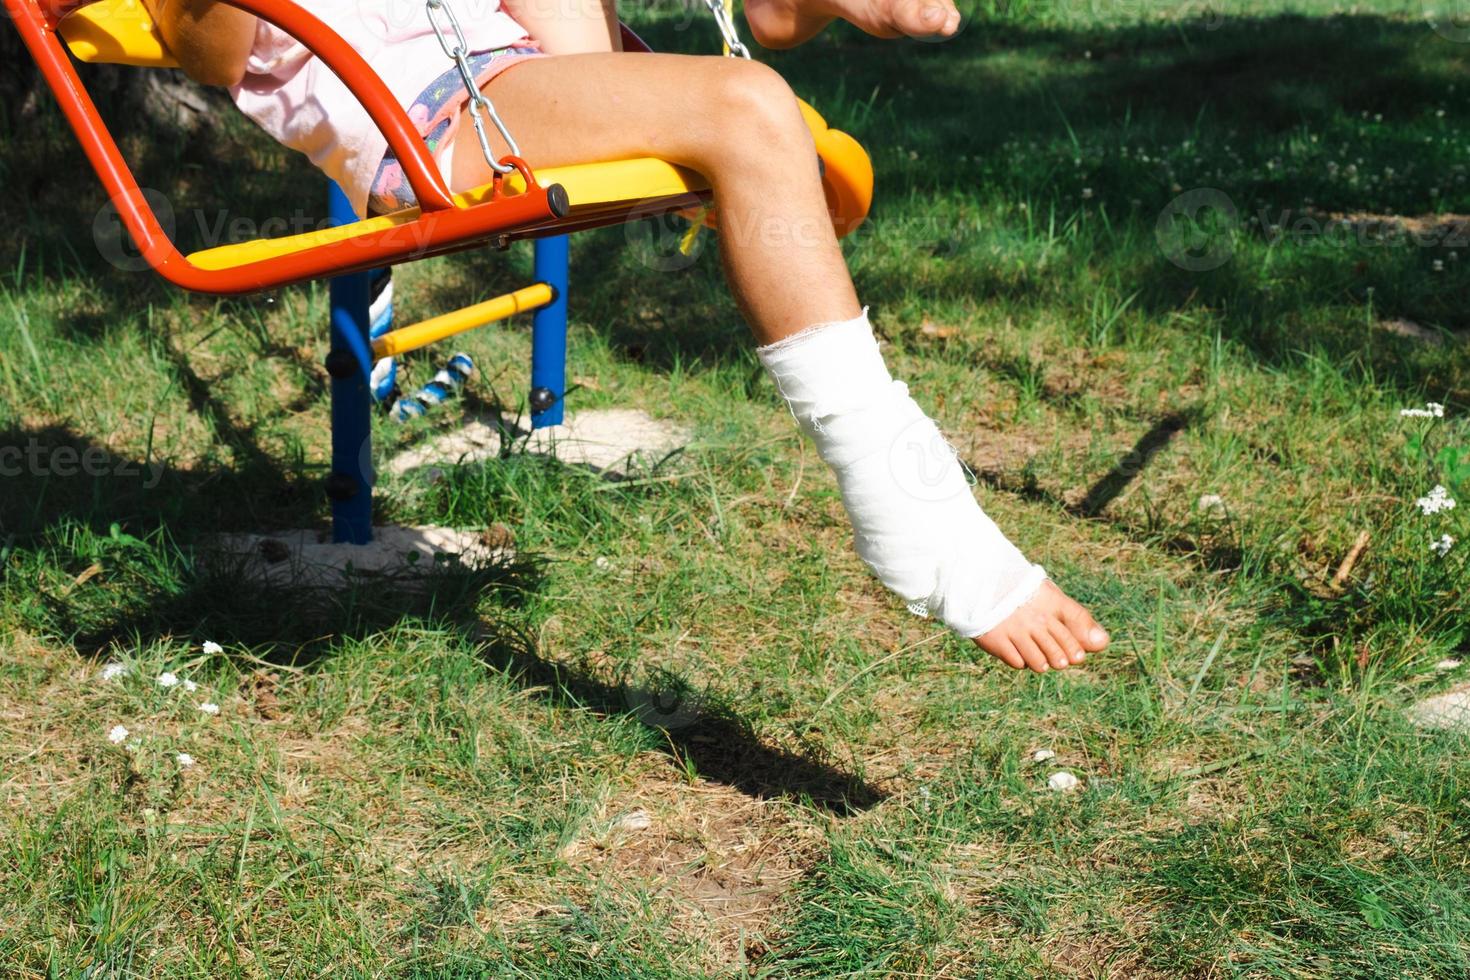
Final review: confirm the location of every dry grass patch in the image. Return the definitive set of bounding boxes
[558,756,824,969]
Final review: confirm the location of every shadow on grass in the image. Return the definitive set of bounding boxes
[474,621,886,814]
[0,420,883,817]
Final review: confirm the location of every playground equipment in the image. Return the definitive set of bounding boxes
[5,0,873,544]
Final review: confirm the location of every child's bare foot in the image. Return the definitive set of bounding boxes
[849,0,963,39]
[745,0,961,48]
[974,581,1109,673]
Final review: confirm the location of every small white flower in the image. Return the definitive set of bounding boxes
[1197,493,1227,516]
[99,662,127,681]
[156,672,180,689]
[1032,749,1056,763]
[1431,534,1456,557]
[1048,771,1081,792]
[1416,485,1458,515]
[594,556,612,570]
[1435,658,1463,671]
[202,641,224,655]
[1434,260,1445,272]
[1401,403,1446,419]
[182,679,198,693]
[176,753,195,768]
[107,725,130,745]
[198,702,220,716]
[1081,187,1094,199]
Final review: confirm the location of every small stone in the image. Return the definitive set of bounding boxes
[612,809,652,833]
[1048,771,1081,792]
[1409,685,1470,730]
[1031,749,1056,763]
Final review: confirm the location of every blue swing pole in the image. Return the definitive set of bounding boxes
[324,180,376,544]
[530,234,569,428]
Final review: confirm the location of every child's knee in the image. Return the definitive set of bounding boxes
[708,59,812,153]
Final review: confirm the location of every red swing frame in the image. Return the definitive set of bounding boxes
[4,0,705,294]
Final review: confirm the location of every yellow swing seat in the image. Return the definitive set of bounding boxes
[57,0,873,280]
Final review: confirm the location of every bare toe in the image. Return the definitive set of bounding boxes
[1012,634,1051,674]
[979,634,1026,671]
[1062,599,1109,651]
[1033,625,1072,671]
[1048,619,1086,665]
[894,0,959,36]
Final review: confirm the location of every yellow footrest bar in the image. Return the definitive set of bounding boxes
[371,282,555,358]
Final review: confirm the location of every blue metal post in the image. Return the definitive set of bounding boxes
[530,235,569,428]
[325,181,375,544]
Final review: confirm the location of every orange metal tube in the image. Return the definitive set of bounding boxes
[4,0,565,293]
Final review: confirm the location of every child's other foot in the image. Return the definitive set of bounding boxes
[851,0,962,39]
[974,581,1109,673]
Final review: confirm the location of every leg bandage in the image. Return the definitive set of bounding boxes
[758,310,1047,638]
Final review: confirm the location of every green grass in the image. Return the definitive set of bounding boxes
[4,0,1470,975]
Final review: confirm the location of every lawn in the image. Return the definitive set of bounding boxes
[3,0,1470,975]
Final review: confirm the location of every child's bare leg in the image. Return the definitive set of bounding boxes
[455,54,1108,670]
[457,54,858,340]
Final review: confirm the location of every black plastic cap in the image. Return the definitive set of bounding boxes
[546,184,570,219]
[324,349,359,379]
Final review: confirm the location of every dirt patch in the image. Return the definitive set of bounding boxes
[201,524,508,588]
[388,408,692,477]
[561,757,823,968]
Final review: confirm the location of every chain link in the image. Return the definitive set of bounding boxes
[426,0,521,175]
[424,0,750,179]
[698,0,752,58]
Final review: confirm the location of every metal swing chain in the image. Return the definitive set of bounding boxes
[425,0,747,178]
[426,0,522,175]
[700,0,752,59]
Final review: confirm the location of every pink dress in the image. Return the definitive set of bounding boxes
[230,0,533,217]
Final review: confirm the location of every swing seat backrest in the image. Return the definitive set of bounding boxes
[60,0,178,67]
[12,0,871,294]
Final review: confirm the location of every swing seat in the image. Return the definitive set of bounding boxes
[12,0,873,294]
